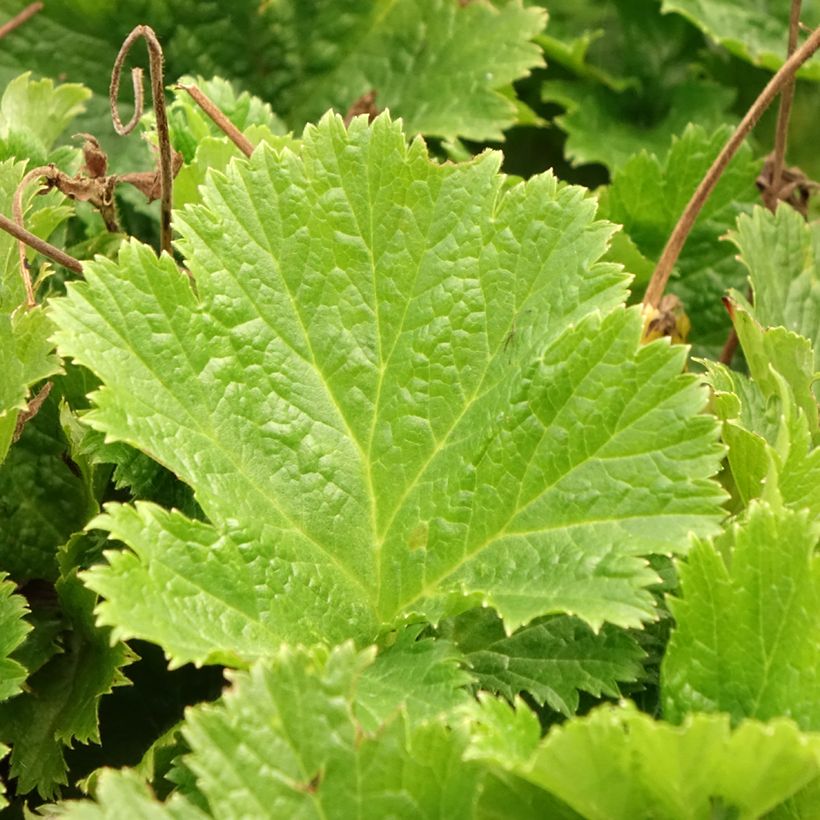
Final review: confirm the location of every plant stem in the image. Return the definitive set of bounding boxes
[643,24,820,310]
[0,2,43,40]
[176,82,254,158]
[0,213,83,277]
[110,26,173,256]
[764,0,802,211]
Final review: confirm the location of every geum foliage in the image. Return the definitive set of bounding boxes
[49,113,726,666]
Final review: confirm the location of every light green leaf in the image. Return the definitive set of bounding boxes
[0,572,31,702]
[180,644,481,819]
[0,544,135,799]
[443,607,645,716]
[469,699,820,820]
[0,306,61,463]
[661,0,820,80]
[662,501,820,730]
[168,75,287,163]
[355,626,473,732]
[46,769,208,820]
[0,71,90,164]
[728,205,820,355]
[52,113,725,665]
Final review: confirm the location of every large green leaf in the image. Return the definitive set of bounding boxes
[468,698,820,820]
[51,113,725,666]
[0,573,30,702]
[662,501,820,729]
[661,0,820,81]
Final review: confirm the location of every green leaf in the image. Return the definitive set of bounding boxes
[662,501,820,730]
[0,72,90,164]
[0,572,31,702]
[542,77,735,171]
[168,75,287,163]
[181,644,481,819]
[0,306,61,463]
[0,543,135,799]
[355,626,473,732]
[599,124,759,354]
[0,0,544,144]
[51,113,725,666]
[46,768,208,819]
[728,205,820,355]
[0,391,91,581]
[443,607,645,716]
[661,0,820,81]
[468,699,820,820]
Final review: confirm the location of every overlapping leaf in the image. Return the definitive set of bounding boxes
[0,0,545,144]
[0,542,136,799]
[443,607,645,716]
[728,205,820,355]
[467,698,820,820]
[50,114,725,664]
[663,501,820,729]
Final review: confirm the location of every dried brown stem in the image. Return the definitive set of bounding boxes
[0,213,83,277]
[0,2,43,40]
[764,0,802,210]
[643,24,820,310]
[176,82,254,158]
[110,26,173,255]
[13,381,52,443]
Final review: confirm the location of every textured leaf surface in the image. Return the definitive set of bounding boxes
[0,573,30,702]
[663,502,820,729]
[181,644,481,819]
[50,113,725,664]
[0,557,135,798]
[600,125,758,354]
[728,205,820,354]
[661,0,820,80]
[355,627,473,732]
[444,607,644,716]
[260,0,545,141]
[468,699,820,820]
